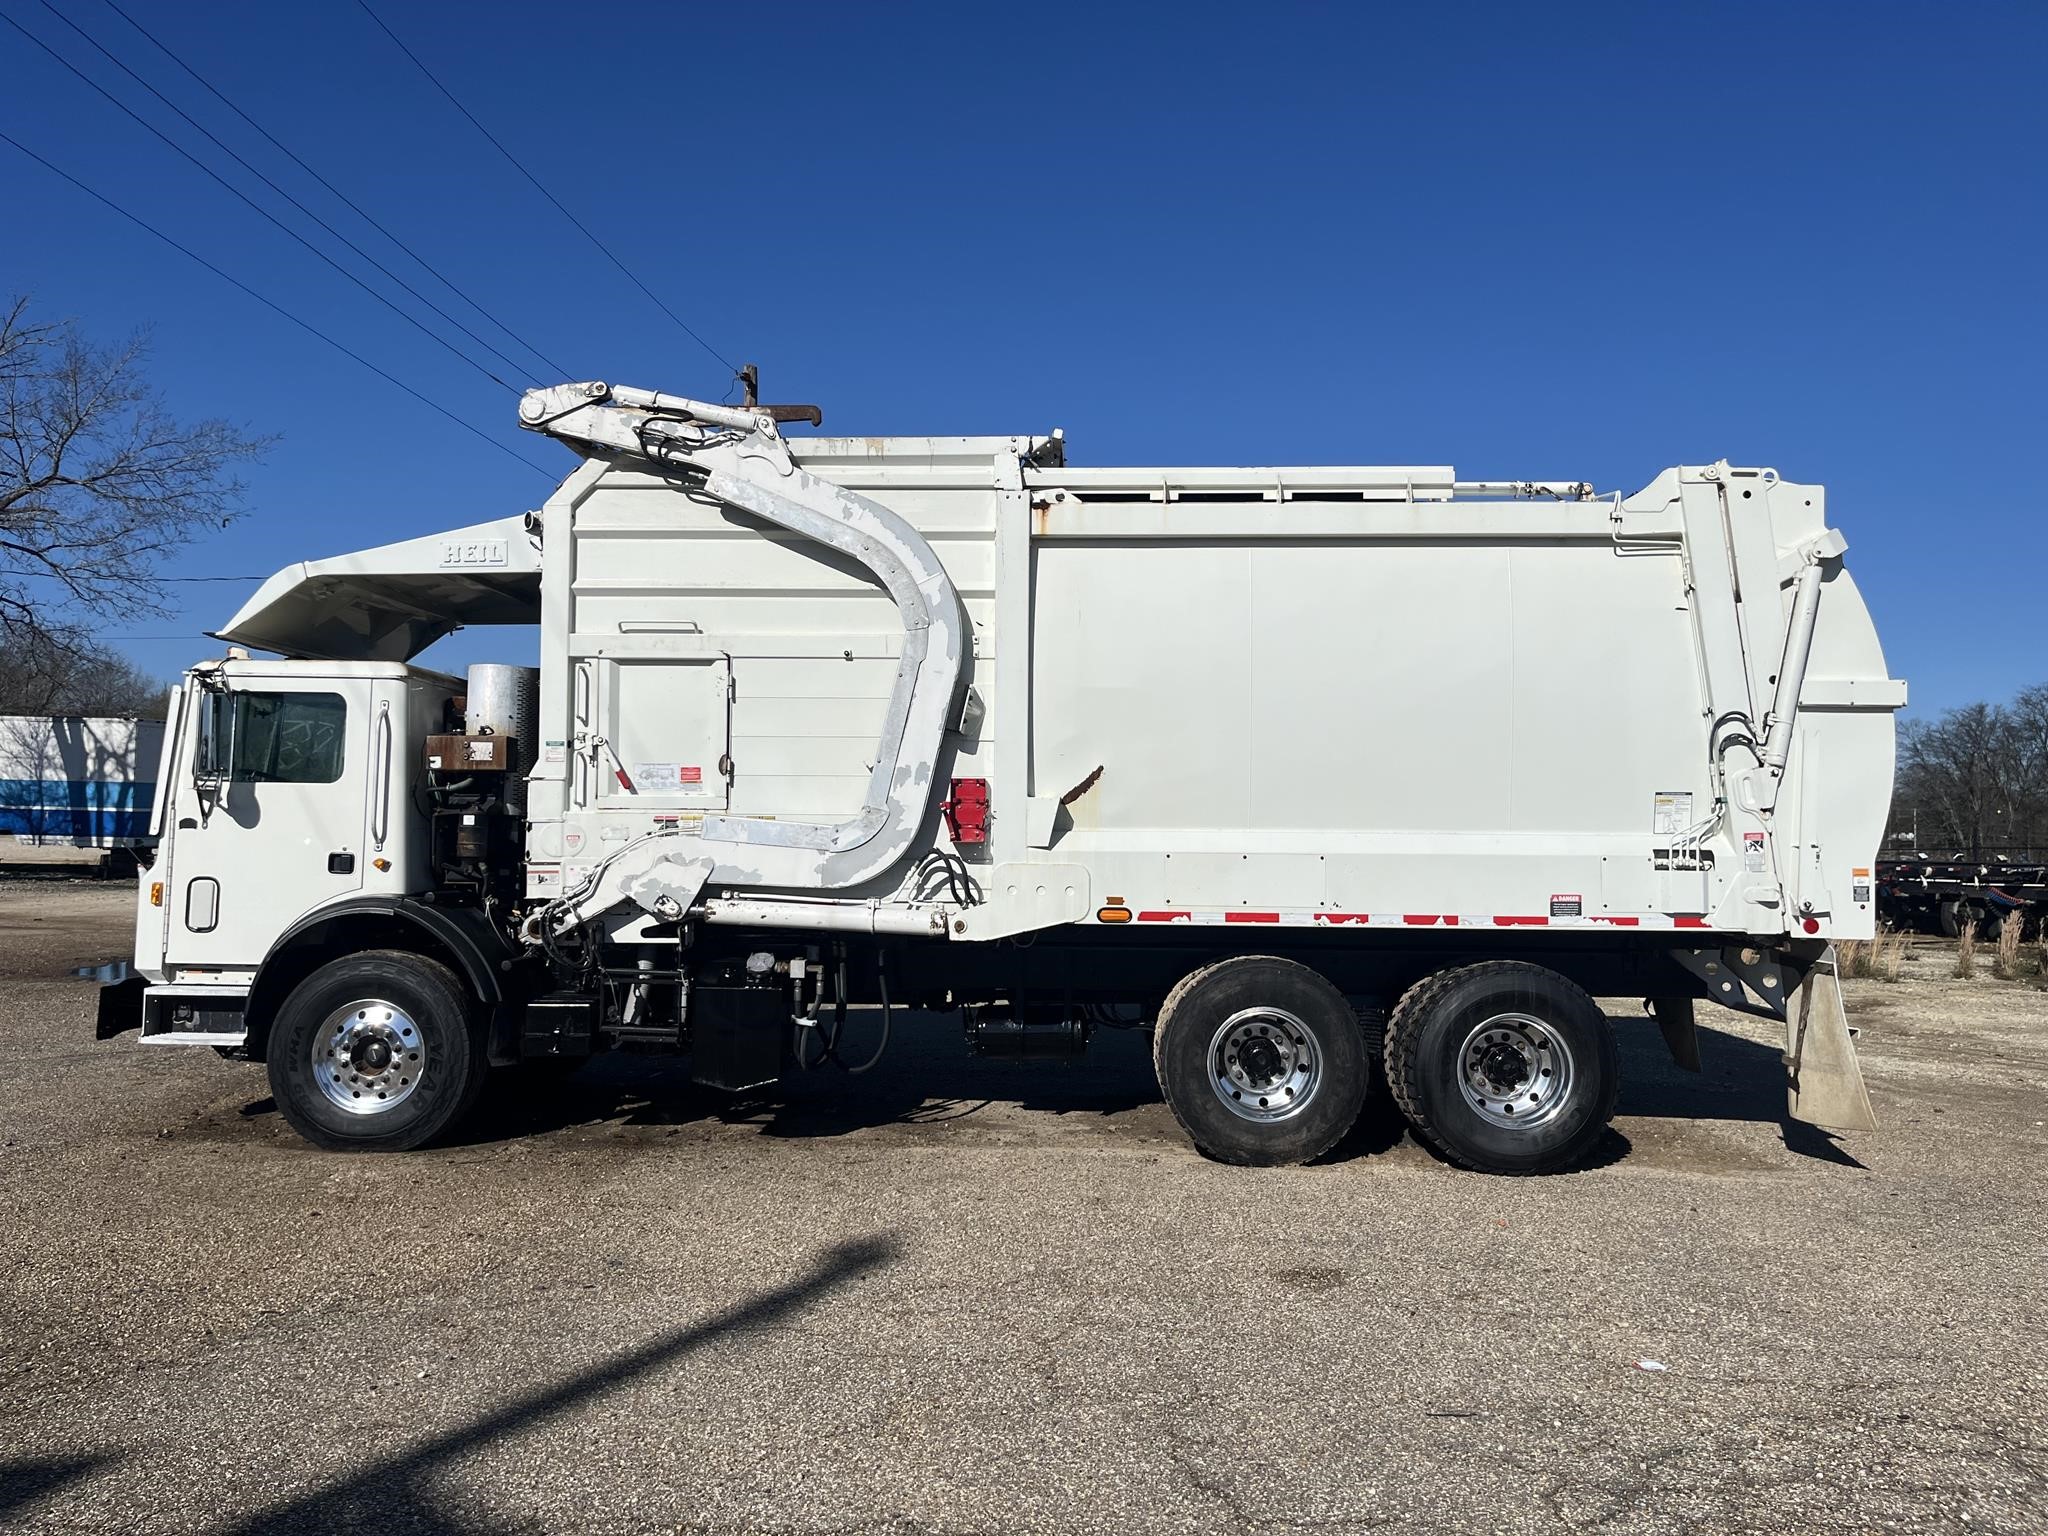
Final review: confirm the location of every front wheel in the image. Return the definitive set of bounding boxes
[1383,961,1617,1175]
[267,950,486,1152]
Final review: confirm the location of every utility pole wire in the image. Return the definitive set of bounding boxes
[96,0,575,383]
[353,0,737,377]
[37,0,540,389]
[0,129,556,481]
[11,569,273,582]
[1,8,525,397]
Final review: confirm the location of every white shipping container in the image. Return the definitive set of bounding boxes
[0,714,163,848]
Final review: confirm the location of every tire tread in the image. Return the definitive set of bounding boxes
[1383,959,1615,1175]
[269,948,484,1153]
[1153,955,1364,1167]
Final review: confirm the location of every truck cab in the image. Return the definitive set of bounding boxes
[132,658,461,1045]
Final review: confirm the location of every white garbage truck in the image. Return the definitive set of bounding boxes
[98,381,1905,1172]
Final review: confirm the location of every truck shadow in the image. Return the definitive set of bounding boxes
[459,1012,1173,1149]
[1614,1015,1867,1168]
[441,1008,1858,1169]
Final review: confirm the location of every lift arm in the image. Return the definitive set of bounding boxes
[517,382,968,928]
[1663,462,1847,930]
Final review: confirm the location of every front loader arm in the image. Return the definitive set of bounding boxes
[517,383,968,930]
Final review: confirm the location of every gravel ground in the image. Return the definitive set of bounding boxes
[2,883,2045,1535]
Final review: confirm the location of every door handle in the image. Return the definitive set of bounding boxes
[371,700,392,852]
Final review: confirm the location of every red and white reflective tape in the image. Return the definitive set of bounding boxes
[1119,910,1712,930]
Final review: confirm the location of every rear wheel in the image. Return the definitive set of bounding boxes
[1384,961,1617,1175]
[267,950,486,1152]
[1152,956,1369,1166]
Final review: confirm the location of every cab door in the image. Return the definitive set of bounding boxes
[160,679,375,969]
[132,684,186,980]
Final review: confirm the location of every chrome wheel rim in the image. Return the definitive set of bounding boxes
[312,1000,426,1115]
[1458,1012,1574,1129]
[1208,1007,1321,1123]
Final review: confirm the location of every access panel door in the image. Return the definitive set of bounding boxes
[597,658,730,809]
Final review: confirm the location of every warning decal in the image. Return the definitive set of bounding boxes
[1743,831,1767,873]
[1550,894,1583,919]
[1653,791,1693,836]
[627,763,707,794]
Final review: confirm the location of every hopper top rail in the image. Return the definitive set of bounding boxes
[1023,467,1598,504]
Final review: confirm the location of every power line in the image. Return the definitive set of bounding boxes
[0,128,555,481]
[353,0,736,378]
[9,570,271,582]
[1,8,524,396]
[36,0,541,389]
[95,0,575,384]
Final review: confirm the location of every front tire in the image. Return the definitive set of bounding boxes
[1152,956,1369,1166]
[1384,961,1617,1174]
[267,950,486,1152]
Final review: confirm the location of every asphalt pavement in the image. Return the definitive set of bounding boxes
[2,883,2044,1534]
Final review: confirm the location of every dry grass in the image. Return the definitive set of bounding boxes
[1840,927,1909,982]
[1992,912,2026,980]
[1955,918,1980,979]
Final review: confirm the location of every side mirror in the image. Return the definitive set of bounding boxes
[193,689,234,790]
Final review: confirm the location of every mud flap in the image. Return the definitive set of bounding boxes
[95,976,145,1040]
[1648,997,1702,1072]
[1784,948,1877,1132]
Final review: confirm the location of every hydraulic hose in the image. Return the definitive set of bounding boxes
[791,948,891,1073]
[838,952,893,1075]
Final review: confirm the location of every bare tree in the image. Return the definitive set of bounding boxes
[0,626,169,717]
[2006,682,2048,849]
[1894,693,2047,860]
[1,294,267,643]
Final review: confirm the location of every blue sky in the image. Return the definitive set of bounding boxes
[3,0,2042,716]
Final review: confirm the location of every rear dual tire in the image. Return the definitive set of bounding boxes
[1384,961,1617,1175]
[1152,956,1371,1166]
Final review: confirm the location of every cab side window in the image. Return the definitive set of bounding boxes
[197,692,348,784]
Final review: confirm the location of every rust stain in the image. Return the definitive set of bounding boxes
[1059,765,1104,806]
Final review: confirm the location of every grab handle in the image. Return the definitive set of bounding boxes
[372,700,392,852]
